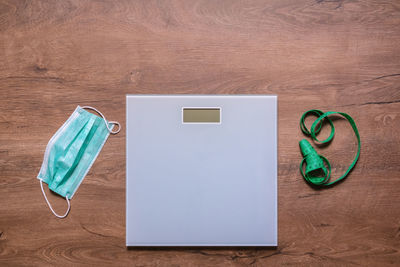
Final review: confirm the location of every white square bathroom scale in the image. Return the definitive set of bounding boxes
[126,95,277,246]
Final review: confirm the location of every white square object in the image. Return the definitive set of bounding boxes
[126,95,277,246]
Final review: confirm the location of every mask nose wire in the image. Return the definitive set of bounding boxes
[39,179,71,218]
[81,106,121,134]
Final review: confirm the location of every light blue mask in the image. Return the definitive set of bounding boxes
[38,106,120,218]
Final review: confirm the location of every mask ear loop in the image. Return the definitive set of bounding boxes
[81,106,121,134]
[40,179,71,218]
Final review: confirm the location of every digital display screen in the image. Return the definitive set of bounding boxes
[183,108,220,123]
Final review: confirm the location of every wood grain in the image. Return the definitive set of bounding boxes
[1,0,400,266]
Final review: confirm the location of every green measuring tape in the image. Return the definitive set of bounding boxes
[299,110,361,186]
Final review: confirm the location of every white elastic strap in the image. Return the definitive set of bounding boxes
[40,179,71,218]
[81,106,121,134]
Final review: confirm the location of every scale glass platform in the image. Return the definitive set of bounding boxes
[126,95,277,246]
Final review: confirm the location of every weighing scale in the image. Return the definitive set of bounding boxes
[126,95,277,246]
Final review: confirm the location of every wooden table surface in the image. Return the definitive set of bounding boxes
[1,0,400,266]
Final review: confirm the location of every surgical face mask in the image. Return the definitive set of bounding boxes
[38,106,120,218]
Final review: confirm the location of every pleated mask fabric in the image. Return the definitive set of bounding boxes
[38,106,120,218]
